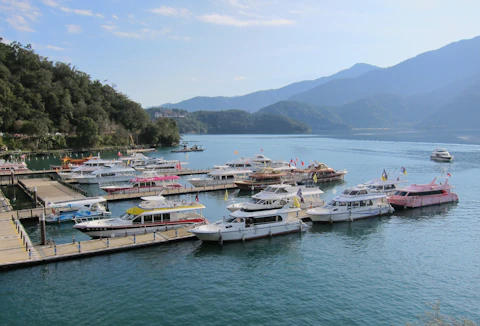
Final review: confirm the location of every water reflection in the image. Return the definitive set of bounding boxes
[192,233,303,259]
[393,202,458,219]
[308,217,387,239]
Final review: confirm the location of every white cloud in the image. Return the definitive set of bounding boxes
[150,6,190,17]
[1,0,41,32]
[58,6,103,17]
[111,28,170,39]
[6,15,36,32]
[223,0,249,9]
[46,45,65,51]
[168,35,191,41]
[42,0,59,7]
[233,76,245,81]
[198,14,294,27]
[112,14,119,19]
[101,24,116,31]
[67,24,82,34]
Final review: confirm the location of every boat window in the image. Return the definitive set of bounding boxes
[133,216,143,224]
[153,214,162,222]
[225,216,236,223]
[143,215,153,223]
[360,201,366,207]
[163,213,170,221]
[367,200,373,206]
[358,190,367,195]
[394,191,408,196]
[407,190,445,196]
[350,190,358,195]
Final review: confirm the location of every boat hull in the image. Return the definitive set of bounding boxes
[388,193,459,209]
[307,206,394,223]
[190,221,306,242]
[188,179,234,187]
[74,220,205,238]
[234,180,296,190]
[430,156,454,162]
[73,175,135,184]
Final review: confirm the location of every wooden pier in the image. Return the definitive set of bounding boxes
[0,170,241,270]
[0,212,198,271]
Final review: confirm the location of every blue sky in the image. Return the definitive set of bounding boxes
[1,0,479,108]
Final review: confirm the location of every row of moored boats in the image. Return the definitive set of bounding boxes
[46,173,458,243]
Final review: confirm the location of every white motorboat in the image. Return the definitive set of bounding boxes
[73,195,206,238]
[100,171,182,195]
[430,148,454,162]
[188,204,307,243]
[45,197,110,223]
[224,154,293,172]
[306,187,394,223]
[70,166,137,184]
[227,184,324,212]
[57,156,121,179]
[117,152,153,167]
[358,175,408,196]
[135,157,187,172]
[188,168,252,187]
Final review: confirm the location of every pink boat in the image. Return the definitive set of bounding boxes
[0,159,30,174]
[387,177,458,209]
[100,174,182,195]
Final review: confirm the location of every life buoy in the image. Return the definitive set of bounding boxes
[182,199,187,205]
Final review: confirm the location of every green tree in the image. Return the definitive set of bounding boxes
[76,117,99,147]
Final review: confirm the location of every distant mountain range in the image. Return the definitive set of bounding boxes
[161,63,378,112]
[159,35,480,130]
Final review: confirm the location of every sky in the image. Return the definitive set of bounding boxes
[1,0,480,108]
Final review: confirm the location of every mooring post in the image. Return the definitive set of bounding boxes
[33,186,38,208]
[39,212,47,245]
[72,235,75,244]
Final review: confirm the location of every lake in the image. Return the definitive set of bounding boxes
[2,131,480,325]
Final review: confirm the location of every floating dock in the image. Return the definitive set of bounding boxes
[0,212,198,271]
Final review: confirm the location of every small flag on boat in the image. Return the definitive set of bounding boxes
[234,150,238,154]
[301,161,304,166]
[293,196,301,208]
[297,188,304,203]
[260,148,264,152]
[195,193,199,202]
[381,169,388,181]
[313,172,318,183]
[224,189,228,201]
[118,151,122,157]
[447,172,451,177]
[402,166,407,175]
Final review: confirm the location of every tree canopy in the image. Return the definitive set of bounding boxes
[0,41,180,150]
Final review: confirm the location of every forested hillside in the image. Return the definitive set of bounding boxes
[0,42,180,150]
[146,107,311,134]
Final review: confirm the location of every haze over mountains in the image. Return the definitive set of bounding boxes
[160,36,480,130]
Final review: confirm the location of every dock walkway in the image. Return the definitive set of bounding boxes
[0,216,197,270]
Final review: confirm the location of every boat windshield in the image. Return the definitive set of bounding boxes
[225,216,243,223]
[393,191,408,196]
[119,212,137,220]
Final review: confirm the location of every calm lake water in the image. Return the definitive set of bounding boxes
[2,131,480,325]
